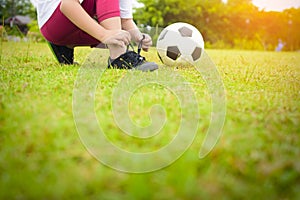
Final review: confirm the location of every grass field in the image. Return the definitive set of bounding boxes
[0,41,299,199]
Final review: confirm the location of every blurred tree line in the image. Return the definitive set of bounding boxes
[0,0,35,19]
[1,0,41,41]
[134,0,300,51]
[1,0,299,50]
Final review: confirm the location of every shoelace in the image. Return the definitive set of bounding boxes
[109,35,146,69]
[138,34,146,55]
[123,35,146,67]
[127,34,146,56]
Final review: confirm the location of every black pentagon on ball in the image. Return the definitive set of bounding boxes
[167,46,181,61]
[178,26,193,37]
[192,47,202,61]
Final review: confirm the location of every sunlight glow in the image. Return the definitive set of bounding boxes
[134,0,300,12]
[252,0,300,11]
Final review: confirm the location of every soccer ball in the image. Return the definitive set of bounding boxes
[156,22,204,66]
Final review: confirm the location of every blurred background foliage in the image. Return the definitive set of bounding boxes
[134,0,300,51]
[1,0,300,51]
[0,0,36,19]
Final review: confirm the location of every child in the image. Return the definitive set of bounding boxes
[31,0,158,71]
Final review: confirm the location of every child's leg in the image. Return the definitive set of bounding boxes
[99,17,126,59]
[41,0,123,47]
[41,0,100,46]
[42,0,126,61]
[94,0,126,59]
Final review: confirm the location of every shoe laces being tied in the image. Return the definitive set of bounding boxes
[109,35,148,69]
[123,36,146,68]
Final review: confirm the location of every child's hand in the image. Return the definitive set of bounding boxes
[103,30,131,47]
[129,29,153,52]
[139,34,152,52]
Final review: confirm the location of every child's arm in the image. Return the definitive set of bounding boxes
[60,0,130,46]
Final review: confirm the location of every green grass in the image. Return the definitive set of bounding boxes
[0,41,300,199]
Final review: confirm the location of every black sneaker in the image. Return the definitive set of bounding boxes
[48,42,74,64]
[108,35,158,72]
